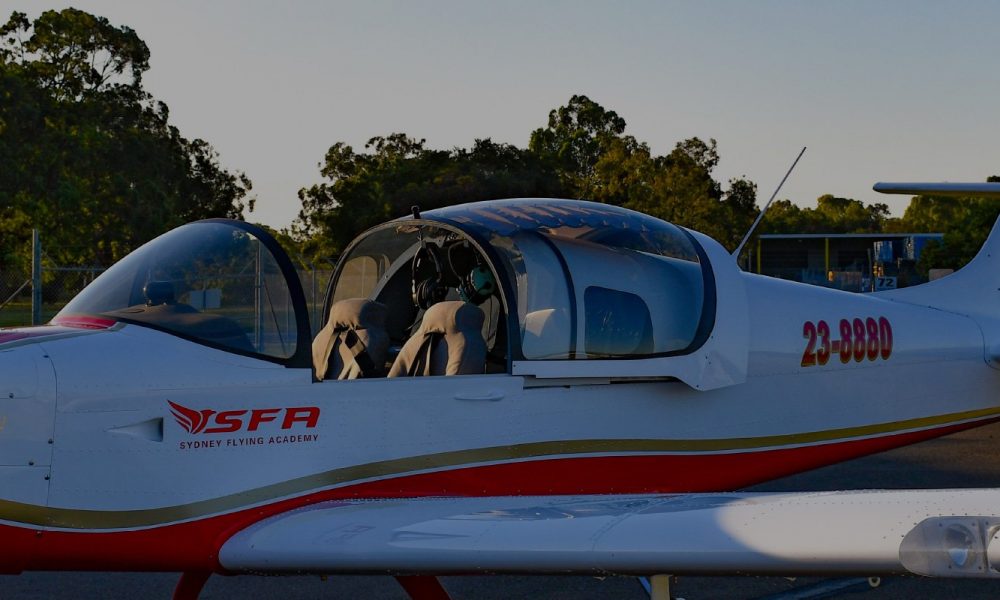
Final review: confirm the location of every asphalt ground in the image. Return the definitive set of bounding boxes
[4,422,1000,599]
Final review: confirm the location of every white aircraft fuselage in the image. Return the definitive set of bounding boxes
[2,194,1000,586]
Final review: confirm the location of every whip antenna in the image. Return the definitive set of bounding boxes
[732,146,807,259]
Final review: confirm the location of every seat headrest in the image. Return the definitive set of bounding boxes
[420,301,484,335]
[328,298,387,330]
[524,308,557,336]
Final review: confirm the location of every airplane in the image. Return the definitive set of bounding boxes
[3,181,1000,600]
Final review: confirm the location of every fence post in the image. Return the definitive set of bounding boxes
[31,229,42,325]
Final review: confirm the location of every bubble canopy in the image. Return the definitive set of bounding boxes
[367,199,716,361]
[327,199,715,361]
[57,220,311,366]
[423,199,701,261]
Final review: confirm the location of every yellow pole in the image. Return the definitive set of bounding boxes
[650,575,672,600]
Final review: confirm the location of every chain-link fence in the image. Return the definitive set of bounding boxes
[0,261,108,327]
[0,267,32,327]
[291,256,336,336]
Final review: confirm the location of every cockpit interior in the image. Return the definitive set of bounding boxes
[314,223,508,380]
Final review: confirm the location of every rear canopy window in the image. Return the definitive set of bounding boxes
[429,200,711,360]
[584,287,653,357]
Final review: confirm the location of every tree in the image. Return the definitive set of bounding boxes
[759,195,891,236]
[615,138,758,250]
[0,9,252,269]
[294,135,561,257]
[812,195,890,233]
[296,96,760,257]
[899,178,1000,273]
[527,100,759,250]
[1,8,149,101]
[528,94,626,198]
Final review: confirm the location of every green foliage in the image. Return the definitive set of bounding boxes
[1,9,149,101]
[527,94,626,197]
[296,94,760,256]
[295,135,561,257]
[761,195,891,235]
[899,179,1000,273]
[0,9,252,269]
[627,138,758,249]
[296,94,1000,271]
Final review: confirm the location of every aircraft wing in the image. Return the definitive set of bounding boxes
[873,181,1000,197]
[218,490,1000,578]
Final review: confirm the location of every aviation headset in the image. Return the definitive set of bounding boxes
[458,265,496,305]
[443,240,497,305]
[411,243,448,309]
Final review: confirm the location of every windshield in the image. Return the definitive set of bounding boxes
[58,221,304,361]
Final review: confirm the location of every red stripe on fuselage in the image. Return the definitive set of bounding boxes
[0,418,992,574]
[0,319,114,347]
[0,331,33,345]
[49,315,116,330]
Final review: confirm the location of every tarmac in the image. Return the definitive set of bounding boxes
[5,421,1000,599]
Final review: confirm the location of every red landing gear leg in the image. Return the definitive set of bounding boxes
[395,575,451,600]
[172,571,211,600]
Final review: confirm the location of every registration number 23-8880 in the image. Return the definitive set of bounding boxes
[801,317,893,367]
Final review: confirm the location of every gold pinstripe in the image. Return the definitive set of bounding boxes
[4,406,999,530]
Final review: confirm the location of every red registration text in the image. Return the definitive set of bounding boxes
[801,317,893,367]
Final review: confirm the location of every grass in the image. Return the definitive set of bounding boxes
[0,301,63,328]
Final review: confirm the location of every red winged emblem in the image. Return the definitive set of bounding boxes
[168,401,215,434]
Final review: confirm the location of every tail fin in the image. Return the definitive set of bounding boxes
[874,182,1000,318]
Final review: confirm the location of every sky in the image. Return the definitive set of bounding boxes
[11,1,1000,230]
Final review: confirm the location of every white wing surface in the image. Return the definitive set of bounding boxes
[218,490,1000,578]
[873,182,1000,197]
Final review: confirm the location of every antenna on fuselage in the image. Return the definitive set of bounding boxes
[732,146,807,260]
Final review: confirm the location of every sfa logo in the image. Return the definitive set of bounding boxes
[168,400,320,435]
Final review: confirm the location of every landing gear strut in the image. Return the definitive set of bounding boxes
[172,571,211,600]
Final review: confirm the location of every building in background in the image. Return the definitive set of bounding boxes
[751,233,945,293]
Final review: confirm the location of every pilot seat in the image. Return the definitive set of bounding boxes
[387,301,486,377]
[313,298,390,380]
